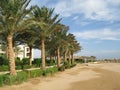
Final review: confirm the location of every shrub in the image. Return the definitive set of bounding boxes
[0,75,3,86]
[16,71,28,83]
[32,58,41,67]
[0,56,9,65]
[15,66,22,70]
[30,69,43,78]
[64,61,71,69]
[2,74,16,85]
[42,67,58,76]
[75,59,84,63]
[0,71,28,86]
[0,67,59,87]
[15,57,22,66]
[22,58,30,65]
[0,65,9,71]
[23,65,31,69]
[46,59,55,66]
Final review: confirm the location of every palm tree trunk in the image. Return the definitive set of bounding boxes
[71,52,74,65]
[57,47,61,68]
[41,39,45,69]
[7,35,16,75]
[64,48,68,62]
[29,46,32,66]
[68,51,71,65]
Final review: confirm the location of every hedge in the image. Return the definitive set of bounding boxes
[0,67,58,87]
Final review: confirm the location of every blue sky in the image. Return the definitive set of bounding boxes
[30,0,120,59]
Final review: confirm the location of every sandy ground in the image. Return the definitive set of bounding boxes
[0,63,120,90]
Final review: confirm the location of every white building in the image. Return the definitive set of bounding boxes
[0,44,34,60]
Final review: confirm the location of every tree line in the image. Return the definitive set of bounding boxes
[0,0,81,75]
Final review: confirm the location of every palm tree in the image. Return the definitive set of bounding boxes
[31,6,61,69]
[0,0,34,75]
[50,24,68,67]
[67,34,81,64]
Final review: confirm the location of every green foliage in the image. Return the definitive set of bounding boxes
[15,66,22,70]
[22,65,31,69]
[42,67,58,76]
[0,75,3,86]
[46,59,56,66]
[75,59,84,63]
[0,56,9,65]
[0,71,28,86]
[32,58,41,67]
[15,58,22,70]
[22,58,30,65]
[2,74,16,85]
[87,60,96,62]
[30,69,43,78]
[0,65,9,71]
[64,61,71,69]
[16,71,28,83]
[15,57,22,66]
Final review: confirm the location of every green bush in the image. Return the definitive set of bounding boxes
[0,65,9,71]
[23,65,31,69]
[22,58,30,65]
[75,59,84,63]
[0,67,58,87]
[3,74,16,85]
[0,75,3,86]
[0,71,28,86]
[64,61,71,69]
[0,56,9,65]
[15,57,22,66]
[42,67,58,76]
[32,58,41,67]
[46,59,55,66]
[30,69,43,78]
[16,65,22,70]
[16,71,28,83]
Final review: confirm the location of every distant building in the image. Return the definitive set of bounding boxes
[0,44,34,60]
[74,56,96,60]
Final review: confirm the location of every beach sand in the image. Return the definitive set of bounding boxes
[0,63,120,90]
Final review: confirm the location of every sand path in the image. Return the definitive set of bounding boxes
[0,63,120,90]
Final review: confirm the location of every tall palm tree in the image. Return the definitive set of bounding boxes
[67,34,81,64]
[31,6,61,69]
[51,24,68,67]
[0,0,34,75]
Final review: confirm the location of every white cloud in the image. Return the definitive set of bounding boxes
[73,29,120,40]
[72,16,79,20]
[54,0,120,21]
